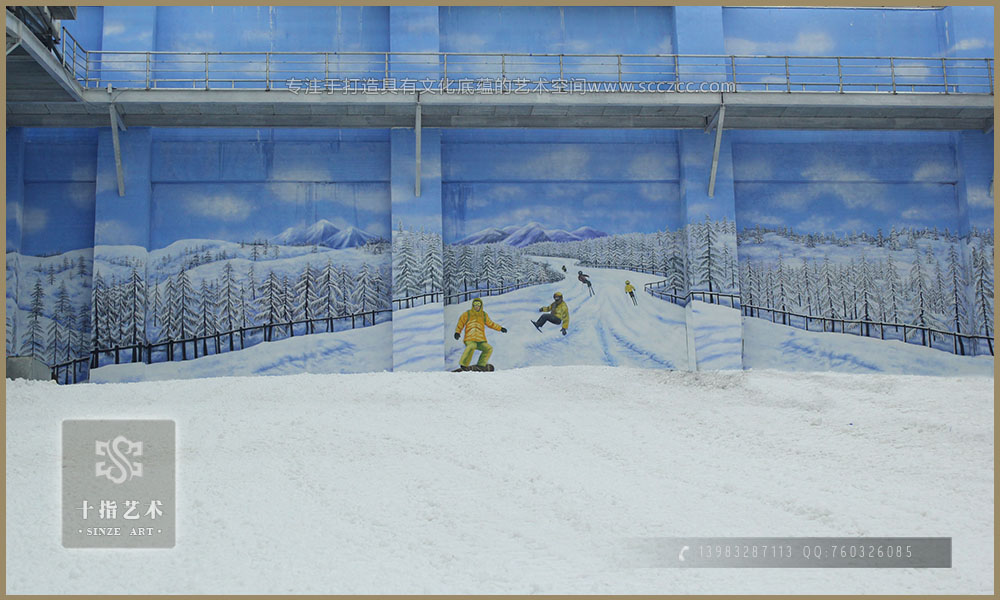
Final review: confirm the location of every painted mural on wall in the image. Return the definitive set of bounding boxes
[436,132,697,371]
[86,133,394,382]
[734,133,995,374]
[6,131,97,384]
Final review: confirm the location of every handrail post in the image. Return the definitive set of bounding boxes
[674,54,679,84]
[265,52,270,90]
[730,55,736,87]
[986,58,994,94]
[889,57,896,94]
[324,52,329,82]
[559,53,564,80]
[501,53,506,80]
[145,52,150,89]
[837,57,843,92]
[205,52,210,89]
[784,56,791,92]
[443,53,448,90]
[384,51,389,82]
[941,57,948,93]
[617,54,622,84]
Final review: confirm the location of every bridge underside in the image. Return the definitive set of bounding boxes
[6,89,995,130]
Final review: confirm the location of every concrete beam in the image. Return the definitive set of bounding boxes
[708,105,725,198]
[109,105,125,197]
[5,10,83,102]
[414,101,422,197]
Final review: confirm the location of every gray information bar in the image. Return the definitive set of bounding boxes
[620,537,951,568]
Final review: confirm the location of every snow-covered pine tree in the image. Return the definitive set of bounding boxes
[945,244,970,354]
[217,262,240,333]
[170,268,199,342]
[907,249,935,346]
[855,253,876,336]
[420,243,443,293]
[351,263,381,313]
[336,265,354,316]
[971,244,994,352]
[123,267,146,347]
[20,278,46,359]
[257,271,285,328]
[694,216,725,297]
[319,260,338,320]
[294,263,321,331]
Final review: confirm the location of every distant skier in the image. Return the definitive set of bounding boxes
[561,265,567,273]
[533,292,570,336]
[453,297,506,371]
[578,271,594,296]
[625,280,637,306]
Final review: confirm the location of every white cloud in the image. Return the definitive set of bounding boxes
[521,146,591,181]
[967,185,993,209]
[68,186,93,210]
[901,207,933,221]
[184,194,253,221]
[103,22,126,36]
[628,152,678,181]
[728,31,834,56]
[795,215,831,233]
[800,162,890,212]
[95,219,141,245]
[22,207,48,234]
[950,38,991,53]
[739,209,783,227]
[7,202,22,225]
[441,32,489,52]
[913,162,953,182]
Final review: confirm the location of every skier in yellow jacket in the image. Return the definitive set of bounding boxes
[533,291,570,336]
[625,280,638,306]
[454,297,506,371]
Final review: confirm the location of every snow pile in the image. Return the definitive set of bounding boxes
[6,367,993,594]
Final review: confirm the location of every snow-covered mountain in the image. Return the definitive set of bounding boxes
[271,220,377,249]
[454,222,608,247]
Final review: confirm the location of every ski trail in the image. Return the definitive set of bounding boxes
[443,256,690,370]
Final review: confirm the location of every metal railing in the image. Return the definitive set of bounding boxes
[55,30,993,95]
[741,303,994,357]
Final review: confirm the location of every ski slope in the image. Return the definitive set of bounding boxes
[89,323,393,382]
[5,367,992,594]
[442,256,691,370]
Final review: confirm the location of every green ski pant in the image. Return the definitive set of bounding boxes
[460,341,493,367]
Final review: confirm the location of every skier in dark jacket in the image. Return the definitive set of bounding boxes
[577,271,594,296]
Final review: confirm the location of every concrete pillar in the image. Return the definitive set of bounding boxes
[5,128,25,356]
[92,127,152,367]
[388,6,446,372]
[674,7,744,371]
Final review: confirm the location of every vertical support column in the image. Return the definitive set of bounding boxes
[5,128,26,357]
[674,6,744,371]
[92,127,152,370]
[390,128,445,372]
[953,129,994,354]
[388,5,446,371]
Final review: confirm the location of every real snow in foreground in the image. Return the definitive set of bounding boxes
[6,367,993,594]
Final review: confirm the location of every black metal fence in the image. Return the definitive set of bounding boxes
[741,303,994,357]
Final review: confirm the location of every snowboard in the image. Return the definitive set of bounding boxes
[452,364,495,372]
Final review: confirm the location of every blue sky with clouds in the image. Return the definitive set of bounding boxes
[732,131,993,235]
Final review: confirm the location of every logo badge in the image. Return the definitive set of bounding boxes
[95,435,144,484]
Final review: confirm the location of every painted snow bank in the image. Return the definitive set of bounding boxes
[89,323,392,382]
[743,315,995,376]
[6,367,992,594]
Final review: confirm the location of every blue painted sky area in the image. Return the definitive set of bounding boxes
[732,132,993,234]
[439,6,675,55]
[148,182,390,250]
[20,183,97,256]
